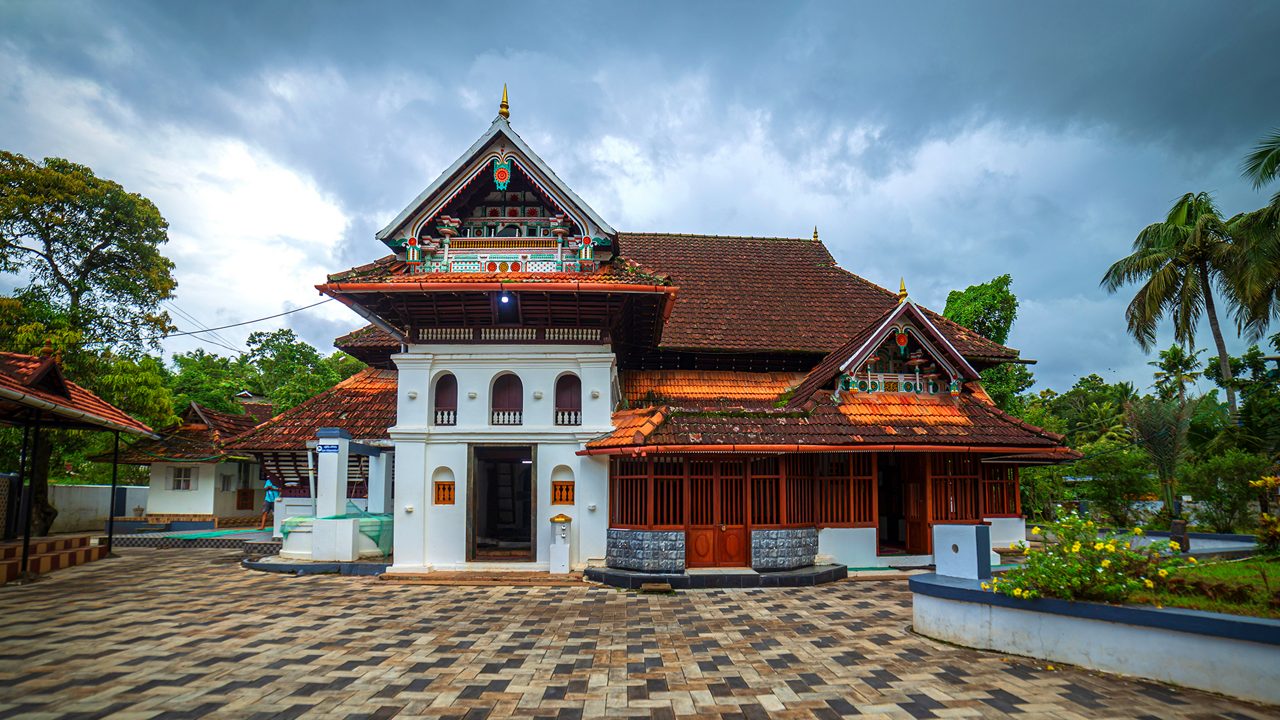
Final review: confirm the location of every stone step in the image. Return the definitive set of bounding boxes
[380,571,584,587]
[0,534,92,560]
[0,544,108,584]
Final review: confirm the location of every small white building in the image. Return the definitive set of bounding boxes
[111,402,268,527]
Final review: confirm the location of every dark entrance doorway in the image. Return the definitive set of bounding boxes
[686,459,750,568]
[878,454,907,555]
[470,446,534,561]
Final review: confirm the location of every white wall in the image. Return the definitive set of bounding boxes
[914,592,1280,706]
[818,527,878,567]
[49,485,149,533]
[389,344,615,573]
[145,462,259,517]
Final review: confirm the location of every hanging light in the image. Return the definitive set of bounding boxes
[500,291,511,304]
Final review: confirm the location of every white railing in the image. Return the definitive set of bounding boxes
[418,328,471,342]
[853,372,941,395]
[434,409,456,426]
[555,410,581,426]
[545,328,601,342]
[480,328,537,341]
[491,410,523,425]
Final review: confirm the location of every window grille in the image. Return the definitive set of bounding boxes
[434,481,455,505]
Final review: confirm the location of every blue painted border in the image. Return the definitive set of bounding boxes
[909,573,1280,646]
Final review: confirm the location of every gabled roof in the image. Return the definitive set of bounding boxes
[224,368,397,452]
[376,114,616,244]
[615,233,1020,362]
[0,351,153,436]
[621,370,807,407]
[785,300,981,410]
[106,402,261,464]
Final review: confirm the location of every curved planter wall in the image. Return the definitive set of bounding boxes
[910,573,1280,706]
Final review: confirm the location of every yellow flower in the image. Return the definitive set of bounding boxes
[1133,527,1144,536]
[1143,578,1154,588]
[981,582,990,590]
[1094,542,1105,551]
[1013,588,1024,598]
[1101,559,1111,568]
[1046,665,1055,670]
[1105,544,1116,553]
[1158,568,1169,578]
[1188,557,1197,564]
[1022,546,1030,555]
[1030,526,1041,535]
[1169,541,1181,552]
[1010,542,1019,550]
[1071,542,1081,553]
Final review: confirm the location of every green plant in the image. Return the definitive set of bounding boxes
[1183,450,1273,532]
[1074,440,1155,527]
[985,513,1187,603]
[1251,477,1280,552]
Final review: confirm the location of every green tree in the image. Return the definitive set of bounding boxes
[1183,449,1274,532]
[240,330,361,413]
[0,152,176,350]
[1102,192,1245,416]
[0,153,178,534]
[168,349,252,414]
[1242,126,1280,201]
[1231,128,1280,341]
[1074,440,1156,527]
[942,273,1035,413]
[1125,396,1199,518]
[1149,344,1204,403]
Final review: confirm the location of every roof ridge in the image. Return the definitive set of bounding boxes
[620,231,822,242]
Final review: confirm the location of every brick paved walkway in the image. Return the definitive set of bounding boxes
[0,549,1273,719]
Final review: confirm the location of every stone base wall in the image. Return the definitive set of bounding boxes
[606,529,685,573]
[751,528,818,570]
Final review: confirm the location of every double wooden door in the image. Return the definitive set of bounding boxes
[902,456,931,554]
[686,469,750,567]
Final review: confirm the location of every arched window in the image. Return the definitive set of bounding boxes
[491,373,523,425]
[554,374,581,426]
[433,374,457,426]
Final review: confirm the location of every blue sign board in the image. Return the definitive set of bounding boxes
[316,444,340,454]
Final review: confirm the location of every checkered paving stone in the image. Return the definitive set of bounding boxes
[0,549,1274,719]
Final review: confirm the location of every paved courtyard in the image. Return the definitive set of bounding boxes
[0,549,1273,719]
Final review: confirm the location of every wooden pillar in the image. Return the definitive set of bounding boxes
[923,454,934,555]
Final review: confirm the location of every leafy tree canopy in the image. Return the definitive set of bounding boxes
[943,273,1017,345]
[0,152,177,352]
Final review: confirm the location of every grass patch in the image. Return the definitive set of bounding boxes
[1130,554,1280,619]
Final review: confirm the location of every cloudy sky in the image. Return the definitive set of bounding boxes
[2,1,1278,392]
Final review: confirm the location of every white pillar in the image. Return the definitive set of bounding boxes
[368,452,393,514]
[389,431,428,571]
[315,428,351,518]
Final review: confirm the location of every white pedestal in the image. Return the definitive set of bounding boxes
[312,518,361,562]
[933,524,992,580]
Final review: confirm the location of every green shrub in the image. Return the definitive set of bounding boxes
[985,513,1187,603]
[1183,450,1273,533]
[1074,441,1155,527]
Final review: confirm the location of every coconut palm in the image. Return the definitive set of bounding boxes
[1231,127,1280,340]
[1102,192,1243,416]
[1149,344,1204,404]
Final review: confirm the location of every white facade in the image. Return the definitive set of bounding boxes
[145,461,261,518]
[388,343,614,573]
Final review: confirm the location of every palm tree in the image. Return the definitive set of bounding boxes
[1231,127,1280,340]
[1126,396,1200,518]
[1149,344,1204,404]
[1102,192,1243,416]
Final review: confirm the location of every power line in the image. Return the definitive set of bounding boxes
[165,302,243,353]
[152,298,333,340]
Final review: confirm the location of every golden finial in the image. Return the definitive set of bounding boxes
[499,84,509,119]
[812,226,819,242]
[898,278,908,304]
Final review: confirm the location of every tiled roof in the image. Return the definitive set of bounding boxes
[585,388,1068,453]
[106,403,262,464]
[335,324,399,350]
[615,233,1018,361]
[0,352,152,436]
[621,370,807,406]
[224,368,397,451]
[587,407,667,449]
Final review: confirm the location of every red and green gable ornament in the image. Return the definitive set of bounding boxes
[493,158,512,191]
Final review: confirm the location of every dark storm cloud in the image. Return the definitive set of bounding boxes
[1,0,1277,392]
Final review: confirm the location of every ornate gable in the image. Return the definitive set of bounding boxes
[376,89,615,275]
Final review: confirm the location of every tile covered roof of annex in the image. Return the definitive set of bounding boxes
[224,368,397,452]
[585,386,1071,455]
[621,370,808,406]
[0,351,152,436]
[108,403,263,464]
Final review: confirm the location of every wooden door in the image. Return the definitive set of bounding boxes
[236,488,255,511]
[686,462,750,568]
[902,456,931,554]
[717,472,749,566]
